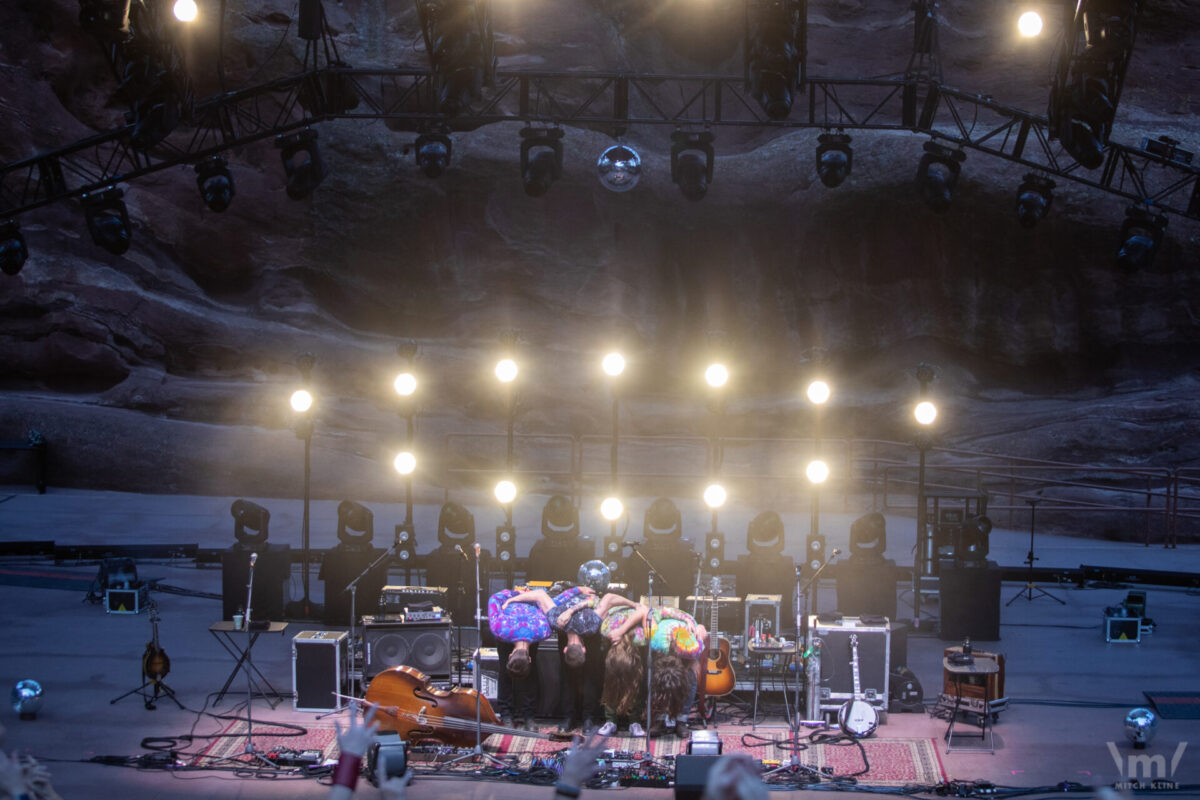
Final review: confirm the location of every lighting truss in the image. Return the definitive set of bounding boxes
[1,68,1197,223]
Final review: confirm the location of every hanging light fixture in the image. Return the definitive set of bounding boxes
[670,131,715,201]
[815,133,853,188]
[520,127,564,197]
[82,187,132,255]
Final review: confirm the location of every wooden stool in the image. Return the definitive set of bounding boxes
[941,652,998,753]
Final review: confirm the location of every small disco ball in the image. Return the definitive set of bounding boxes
[12,679,44,719]
[1124,707,1158,749]
[577,560,612,593]
[597,145,641,192]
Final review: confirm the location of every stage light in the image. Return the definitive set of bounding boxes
[1015,173,1055,228]
[1116,206,1168,272]
[82,187,132,255]
[705,363,728,388]
[597,144,642,193]
[805,459,829,485]
[291,389,314,413]
[815,133,853,188]
[849,512,887,560]
[914,400,937,426]
[231,499,270,548]
[1017,10,1043,37]
[276,129,325,200]
[0,220,28,276]
[703,483,727,509]
[195,156,235,213]
[78,0,131,43]
[413,133,452,178]
[1124,707,1158,748]
[806,380,830,405]
[520,127,564,197]
[173,0,198,22]
[915,142,965,213]
[12,679,44,720]
[670,131,715,202]
[706,531,725,571]
[601,496,624,521]
[745,0,801,121]
[602,352,626,377]
[495,358,518,383]
[495,523,516,563]
[495,479,517,505]
[746,509,785,556]
[393,451,416,476]
[394,372,417,397]
[954,514,992,567]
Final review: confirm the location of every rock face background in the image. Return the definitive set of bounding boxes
[1,0,1199,532]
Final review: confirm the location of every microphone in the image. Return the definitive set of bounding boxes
[830,548,841,557]
[622,541,643,549]
[249,552,258,568]
[454,545,468,561]
[474,543,481,558]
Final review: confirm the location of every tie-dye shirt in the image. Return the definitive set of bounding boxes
[487,588,552,643]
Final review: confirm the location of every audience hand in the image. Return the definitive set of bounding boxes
[378,761,414,800]
[559,731,604,789]
[335,704,379,758]
[0,750,26,797]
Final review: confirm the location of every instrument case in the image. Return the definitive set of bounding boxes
[293,630,348,711]
[807,615,890,715]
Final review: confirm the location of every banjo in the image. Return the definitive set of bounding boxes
[837,633,879,738]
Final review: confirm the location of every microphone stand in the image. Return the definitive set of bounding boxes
[234,555,276,767]
[445,544,508,769]
[625,543,672,756]
[764,552,837,778]
[343,542,394,694]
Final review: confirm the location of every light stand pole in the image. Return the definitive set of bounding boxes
[1006,497,1064,605]
[600,351,626,574]
[911,363,937,628]
[288,353,320,620]
[804,375,831,617]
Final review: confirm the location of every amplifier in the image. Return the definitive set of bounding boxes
[293,631,348,711]
[639,595,680,609]
[380,585,447,613]
[685,595,743,634]
[404,606,445,622]
[808,615,890,715]
[472,647,499,700]
[362,618,453,678]
[106,584,149,614]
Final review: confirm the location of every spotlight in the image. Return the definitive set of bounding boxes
[291,389,314,413]
[393,451,416,476]
[745,0,801,120]
[1015,173,1055,228]
[336,500,374,548]
[849,511,887,560]
[78,0,132,43]
[815,133,853,188]
[195,156,235,213]
[915,141,965,213]
[395,523,416,562]
[703,483,727,510]
[597,144,642,193]
[705,531,725,571]
[276,129,325,200]
[601,496,624,521]
[415,133,451,178]
[806,380,830,405]
[494,479,517,505]
[1017,10,1043,37]
[805,532,826,572]
[805,459,829,485]
[602,533,624,571]
[394,372,417,397]
[520,127,564,197]
[494,358,518,383]
[495,523,516,563]
[231,499,270,548]
[0,219,28,276]
[954,514,992,567]
[173,0,197,22]
[914,400,937,426]
[1116,206,1168,272]
[746,509,785,556]
[602,352,626,377]
[670,131,715,202]
[705,363,729,388]
[81,187,132,255]
[1124,707,1158,749]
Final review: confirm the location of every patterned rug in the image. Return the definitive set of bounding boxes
[191,720,338,766]
[190,720,946,786]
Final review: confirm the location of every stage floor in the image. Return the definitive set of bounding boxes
[1,489,1199,798]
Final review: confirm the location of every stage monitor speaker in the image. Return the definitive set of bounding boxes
[535,636,563,718]
[221,545,290,621]
[938,562,1001,641]
[363,622,453,678]
[293,631,348,711]
[674,754,721,800]
[835,557,897,620]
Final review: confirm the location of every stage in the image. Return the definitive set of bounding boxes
[1,488,1199,798]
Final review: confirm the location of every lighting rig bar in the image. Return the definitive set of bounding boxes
[1,68,1197,220]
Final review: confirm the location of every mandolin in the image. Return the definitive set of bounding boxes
[141,604,170,684]
[361,666,554,748]
[703,576,736,697]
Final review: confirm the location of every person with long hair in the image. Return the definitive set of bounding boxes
[597,627,647,737]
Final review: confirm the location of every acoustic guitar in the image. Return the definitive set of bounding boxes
[703,577,736,697]
[362,666,554,747]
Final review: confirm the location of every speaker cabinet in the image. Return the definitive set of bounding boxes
[535,636,563,718]
[835,557,897,620]
[293,631,348,711]
[362,620,453,678]
[221,545,290,621]
[674,755,721,800]
[938,562,1001,641]
[319,546,388,625]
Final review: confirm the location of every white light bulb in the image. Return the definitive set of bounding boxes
[806,380,831,405]
[914,400,938,426]
[703,483,727,509]
[393,451,416,475]
[290,389,313,413]
[495,358,518,383]
[1018,10,1043,37]
[602,352,626,377]
[494,479,517,504]
[394,372,417,397]
[806,459,830,484]
[601,496,624,521]
[705,363,728,388]
[174,0,198,22]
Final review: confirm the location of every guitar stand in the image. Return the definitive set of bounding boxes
[110,677,184,711]
[1005,498,1065,607]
